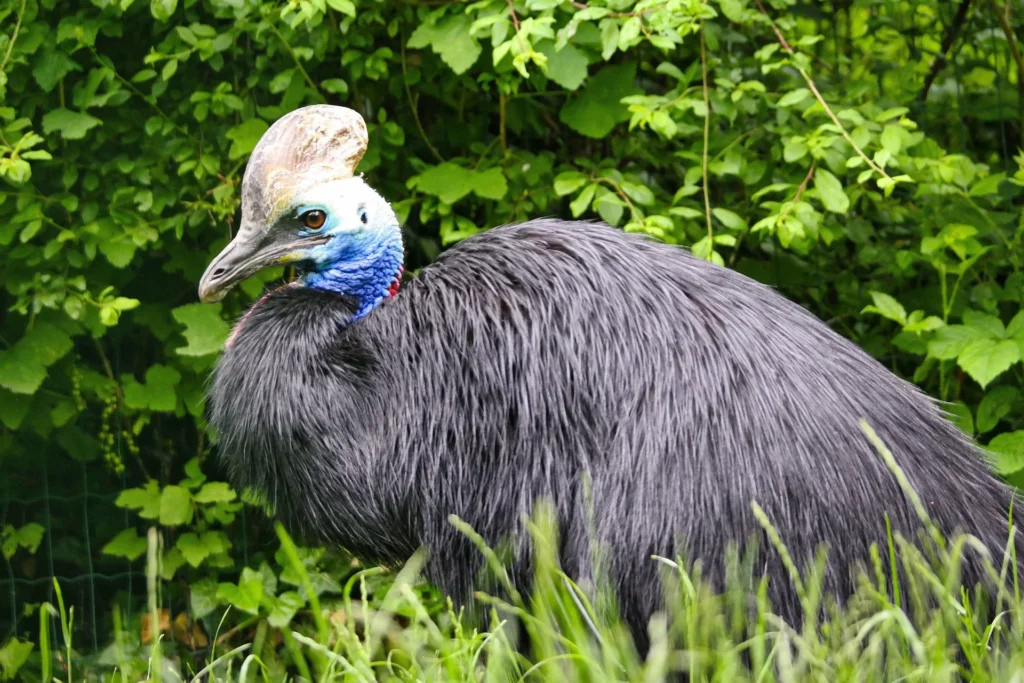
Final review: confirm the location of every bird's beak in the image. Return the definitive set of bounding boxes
[198,230,330,303]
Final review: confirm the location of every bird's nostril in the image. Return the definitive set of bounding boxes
[212,267,226,278]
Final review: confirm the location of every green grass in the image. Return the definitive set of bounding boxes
[12,424,1024,682]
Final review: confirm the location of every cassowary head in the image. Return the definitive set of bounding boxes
[199,105,402,320]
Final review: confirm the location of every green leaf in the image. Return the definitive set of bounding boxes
[976,385,1019,434]
[783,138,808,163]
[172,303,231,357]
[226,119,269,160]
[0,322,73,395]
[622,182,655,206]
[14,524,44,555]
[177,533,210,567]
[408,14,481,75]
[538,41,588,90]
[875,107,909,123]
[412,163,475,204]
[595,193,624,226]
[964,310,1006,339]
[1007,309,1024,338]
[102,529,148,561]
[0,354,45,395]
[560,63,639,139]
[159,485,194,526]
[618,16,641,50]
[162,59,178,81]
[0,389,31,430]
[151,0,179,21]
[600,19,619,61]
[814,168,850,213]
[957,339,1020,388]
[554,171,588,196]
[268,591,306,628]
[182,458,207,489]
[880,124,903,155]
[0,639,34,681]
[472,167,508,200]
[321,78,349,95]
[903,314,943,334]
[257,561,278,595]
[217,567,264,615]
[115,481,162,519]
[718,0,748,22]
[1,523,44,560]
[861,291,907,325]
[193,482,237,504]
[326,0,357,16]
[190,578,219,620]
[970,172,1006,197]
[41,108,102,140]
[711,207,748,231]
[122,364,181,412]
[570,184,596,217]
[777,88,810,108]
[98,233,137,268]
[927,324,979,360]
[32,50,80,93]
[200,530,230,556]
[161,548,187,580]
[986,430,1024,475]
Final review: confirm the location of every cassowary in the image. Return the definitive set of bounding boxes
[199,105,1020,647]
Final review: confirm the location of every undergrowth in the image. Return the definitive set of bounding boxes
[11,423,1024,682]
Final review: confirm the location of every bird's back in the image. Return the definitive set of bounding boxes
[213,218,1020,641]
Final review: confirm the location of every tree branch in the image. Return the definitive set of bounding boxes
[754,0,890,180]
[918,0,974,102]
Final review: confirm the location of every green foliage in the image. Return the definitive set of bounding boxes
[4,0,1024,678]
[1,522,44,560]
[105,457,239,576]
[0,638,33,681]
[32,500,1024,682]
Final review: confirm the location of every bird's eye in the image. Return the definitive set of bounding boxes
[301,209,327,230]
[358,206,368,225]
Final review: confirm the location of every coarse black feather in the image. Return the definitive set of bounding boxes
[209,218,1021,646]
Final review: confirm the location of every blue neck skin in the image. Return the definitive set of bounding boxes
[301,227,404,321]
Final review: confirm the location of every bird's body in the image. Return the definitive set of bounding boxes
[209,217,1020,642]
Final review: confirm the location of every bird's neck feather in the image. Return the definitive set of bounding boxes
[301,226,404,320]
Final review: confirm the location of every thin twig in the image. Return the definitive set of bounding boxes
[87,46,196,142]
[506,0,529,57]
[0,0,26,75]
[213,616,261,646]
[499,92,508,152]
[919,0,973,101]
[754,0,890,180]
[777,161,817,225]
[400,36,445,163]
[93,338,123,401]
[700,23,713,246]
[268,23,324,103]
[987,0,1024,121]
[472,137,500,170]
[592,176,638,220]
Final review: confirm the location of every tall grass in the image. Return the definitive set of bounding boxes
[24,425,1024,682]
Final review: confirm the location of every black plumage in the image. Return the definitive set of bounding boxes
[208,217,1021,645]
